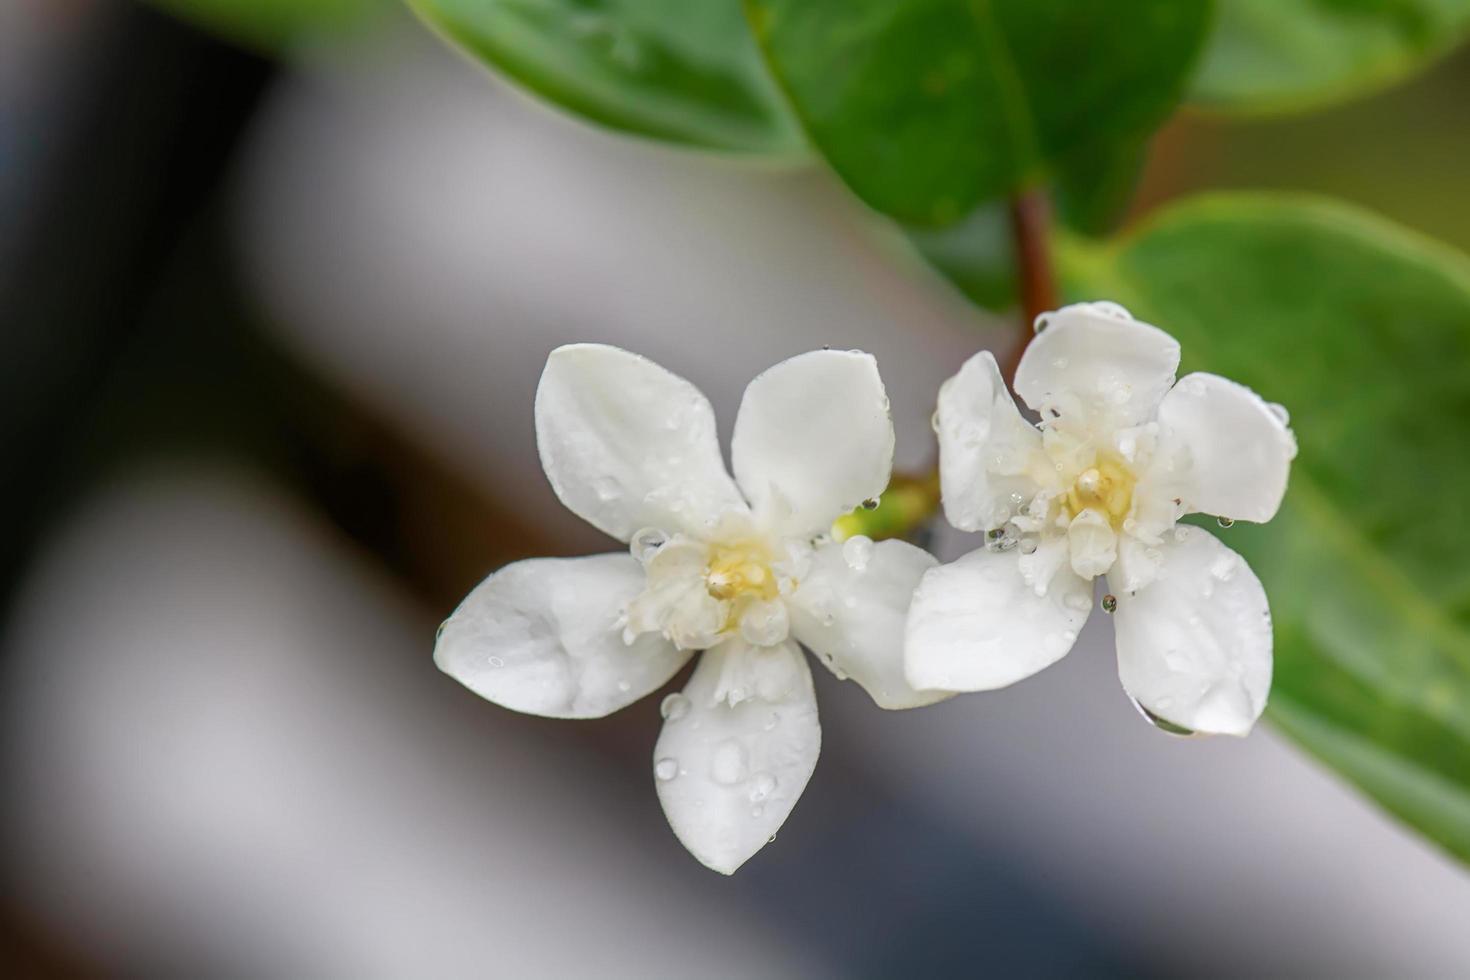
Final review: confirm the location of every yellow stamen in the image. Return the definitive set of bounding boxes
[705,544,779,602]
[1064,453,1135,528]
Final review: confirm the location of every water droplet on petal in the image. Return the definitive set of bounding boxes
[749,772,777,802]
[488,655,505,668]
[1130,697,1198,737]
[751,805,765,818]
[861,498,879,511]
[842,534,874,572]
[739,599,790,647]
[654,758,679,781]
[436,620,448,640]
[931,409,942,433]
[1217,516,1235,529]
[1267,402,1290,426]
[617,679,631,692]
[1101,594,1118,614]
[1064,591,1091,612]
[763,712,780,732]
[629,526,668,564]
[1033,315,1050,334]
[985,524,1020,553]
[660,692,691,721]
[1090,301,1132,321]
[711,739,748,785]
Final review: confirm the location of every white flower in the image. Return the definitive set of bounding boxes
[435,344,946,873]
[905,302,1297,736]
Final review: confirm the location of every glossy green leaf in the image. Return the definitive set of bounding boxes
[1191,0,1470,114]
[147,0,382,50]
[407,0,803,154]
[744,0,1211,225]
[1062,193,1470,863]
[1052,138,1150,237]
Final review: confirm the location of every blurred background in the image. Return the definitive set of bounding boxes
[3,1,1470,976]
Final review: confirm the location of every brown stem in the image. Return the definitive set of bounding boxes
[1002,188,1058,386]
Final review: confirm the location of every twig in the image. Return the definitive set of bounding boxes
[1002,187,1058,386]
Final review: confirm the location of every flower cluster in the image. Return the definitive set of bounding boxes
[435,303,1295,873]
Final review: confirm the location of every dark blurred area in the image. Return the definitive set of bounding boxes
[2,3,1468,977]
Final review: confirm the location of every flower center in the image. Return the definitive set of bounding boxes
[1064,453,1135,528]
[622,524,804,652]
[705,543,779,602]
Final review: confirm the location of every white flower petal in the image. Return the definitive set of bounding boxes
[435,554,692,719]
[731,350,894,537]
[1111,526,1272,737]
[1015,302,1180,425]
[654,639,820,874]
[1017,533,1070,595]
[536,344,747,541]
[787,538,951,710]
[1067,508,1118,580]
[905,546,1092,692]
[935,350,1044,532]
[1112,534,1164,594]
[1155,372,1297,524]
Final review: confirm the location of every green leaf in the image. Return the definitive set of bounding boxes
[1052,137,1150,238]
[1062,193,1470,864]
[146,0,383,50]
[407,0,804,154]
[1191,0,1470,114]
[744,0,1211,225]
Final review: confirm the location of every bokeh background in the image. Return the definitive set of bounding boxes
[3,2,1469,976]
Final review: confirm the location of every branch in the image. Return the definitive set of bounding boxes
[1002,187,1058,385]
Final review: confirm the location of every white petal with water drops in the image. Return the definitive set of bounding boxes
[1110,526,1272,737]
[731,349,894,538]
[435,554,692,719]
[653,640,820,875]
[535,344,747,541]
[934,350,1043,532]
[788,538,950,709]
[905,545,1092,692]
[1154,371,1297,524]
[1015,302,1180,426]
